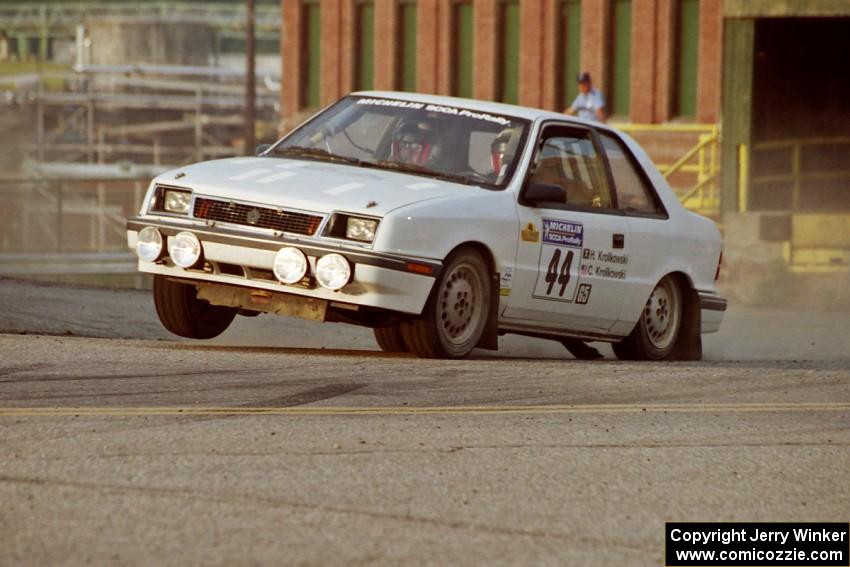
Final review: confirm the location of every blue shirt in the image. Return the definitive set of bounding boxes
[569,88,606,122]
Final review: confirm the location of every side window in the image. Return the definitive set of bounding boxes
[527,128,613,209]
[599,132,661,215]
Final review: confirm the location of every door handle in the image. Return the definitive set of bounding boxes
[613,234,625,249]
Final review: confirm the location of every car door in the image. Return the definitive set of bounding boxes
[596,130,671,334]
[503,123,629,334]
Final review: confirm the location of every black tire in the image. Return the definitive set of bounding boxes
[152,275,237,339]
[373,325,407,353]
[611,339,639,361]
[613,275,682,361]
[400,248,491,359]
[561,338,603,360]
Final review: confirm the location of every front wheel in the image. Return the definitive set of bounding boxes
[613,275,682,361]
[153,275,237,339]
[373,325,407,353]
[400,248,491,359]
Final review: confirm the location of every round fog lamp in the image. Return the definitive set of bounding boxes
[315,253,352,291]
[168,231,202,268]
[136,226,163,262]
[273,246,308,284]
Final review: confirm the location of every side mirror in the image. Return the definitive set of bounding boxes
[524,181,567,205]
[255,143,271,156]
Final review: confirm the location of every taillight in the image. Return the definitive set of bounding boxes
[715,250,723,281]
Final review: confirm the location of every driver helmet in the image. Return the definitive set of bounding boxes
[490,127,521,176]
[391,120,436,167]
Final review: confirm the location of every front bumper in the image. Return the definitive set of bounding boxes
[126,217,439,315]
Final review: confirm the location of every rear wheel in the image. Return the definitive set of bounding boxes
[401,248,491,359]
[153,275,237,339]
[373,325,407,353]
[613,275,682,361]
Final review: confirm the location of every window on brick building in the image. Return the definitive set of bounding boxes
[558,0,582,110]
[354,1,375,91]
[301,0,321,108]
[673,0,699,118]
[397,0,417,91]
[452,0,474,98]
[498,0,520,104]
[607,0,632,117]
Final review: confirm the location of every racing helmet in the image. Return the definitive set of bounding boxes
[490,127,521,175]
[391,120,437,167]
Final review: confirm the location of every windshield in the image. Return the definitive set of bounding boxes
[269,95,531,190]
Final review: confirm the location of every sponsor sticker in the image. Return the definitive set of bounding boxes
[521,223,540,243]
[356,98,512,125]
[542,219,584,248]
[500,267,514,289]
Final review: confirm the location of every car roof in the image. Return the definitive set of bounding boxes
[351,90,596,126]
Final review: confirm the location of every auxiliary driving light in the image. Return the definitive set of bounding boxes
[168,231,202,268]
[272,246,308,284]
[136,226,163,262]
[315,253,352,291]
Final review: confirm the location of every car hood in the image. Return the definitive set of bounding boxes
[156,157,477,217]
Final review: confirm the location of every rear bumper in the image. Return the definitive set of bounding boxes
[126,217,438,315]
[698,290,727,334]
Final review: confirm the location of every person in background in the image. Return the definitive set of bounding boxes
[565,72,606,123]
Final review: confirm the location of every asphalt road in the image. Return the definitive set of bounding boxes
[1,278,849,566]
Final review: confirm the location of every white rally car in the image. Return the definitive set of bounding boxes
[127,92,726,360]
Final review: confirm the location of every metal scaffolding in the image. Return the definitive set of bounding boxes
[0,1,281,60]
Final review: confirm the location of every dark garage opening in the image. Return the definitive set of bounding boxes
[750,18,850,212]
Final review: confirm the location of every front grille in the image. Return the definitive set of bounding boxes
[193,197,323,236]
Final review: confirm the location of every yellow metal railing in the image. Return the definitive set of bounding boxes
[616,123,720,217]
[738,143,749,213]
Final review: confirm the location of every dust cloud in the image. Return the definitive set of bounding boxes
[2,278,846,363]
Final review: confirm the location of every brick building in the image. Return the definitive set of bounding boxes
[279,1,850,279]
[280,0,721,125]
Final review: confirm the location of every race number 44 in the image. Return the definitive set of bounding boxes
[533,219,583,302]
[534,245,580,301]
[544,248,574,297]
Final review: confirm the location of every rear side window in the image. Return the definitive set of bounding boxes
[599,132,663,215]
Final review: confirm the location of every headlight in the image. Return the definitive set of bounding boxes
[272,247,308,284]
[163,189,192,214]
[168,231,202,268]
[136,226,163,262]
[315,253,351,290]
[345,217,378,242]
